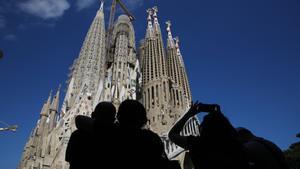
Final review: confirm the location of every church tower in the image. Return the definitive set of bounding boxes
[20,2,197,169]
[64,1,106,110]
[140,7,192,136]
[101,14,140,106]
[166,21,191,118]
[141,7,171,135]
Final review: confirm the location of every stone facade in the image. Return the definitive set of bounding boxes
[140,7,192,136]
[19,2,194,169]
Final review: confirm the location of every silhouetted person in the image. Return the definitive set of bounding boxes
[117,99,179,169]
[169,101,249,169]
[236,127,288,169]
[65,102,116,169]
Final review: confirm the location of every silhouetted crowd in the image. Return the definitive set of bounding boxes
[66,100,288,169]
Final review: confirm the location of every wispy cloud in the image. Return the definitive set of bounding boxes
[18,0,70,19]
[3,34,17,41]
[124,0,144,10]
[76,0,97,11]
[18,22,56,30]
[0,15,6,28]
[76,0,144,11]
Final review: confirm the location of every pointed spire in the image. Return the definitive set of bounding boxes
[152,6,159,26]
[175,37,184,66]
[175,37,181,54]
[47,90,52,105]
[99,0,104,11]
[146,8,154,37]
[48,85,60,130]
[40,91,52,117]
[96,0,105,17]
[50,84,60,111]
[166,20,175,48]
[147,8,153,27]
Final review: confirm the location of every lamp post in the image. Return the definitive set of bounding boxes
[0,121,18,132]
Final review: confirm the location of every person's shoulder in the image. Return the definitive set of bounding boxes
[141,129,160,138]
[255,137,283,152]
[75,115,94,131]
[71,129,80,135]
[186,135,200,143]
[141,129,158,135]
[140,129,162,143]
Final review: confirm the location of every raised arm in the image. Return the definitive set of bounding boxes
[168,101,201,149]
[168,102,220,149]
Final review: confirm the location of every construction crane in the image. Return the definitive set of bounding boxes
[0,120,18,132]
[106,0,135,58]
[108,0,135,32]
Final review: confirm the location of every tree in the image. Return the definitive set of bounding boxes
[285,134,300,169]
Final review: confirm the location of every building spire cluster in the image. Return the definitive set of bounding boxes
[140,6,191,134]
[20,3,193,169]
[166,20,175,48]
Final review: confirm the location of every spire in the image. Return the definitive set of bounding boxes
[49,85,60,130]
[68,0,106,107]
[40,91,52,117]
[175,37,184,66]
[146,8,154,38]
[99,0,104,11]
[152,6,159,26]
[50,84,60,111]
[175,37,181,56]
[166,20,175,48]
[47,90,52,105]
[96,0,105,17]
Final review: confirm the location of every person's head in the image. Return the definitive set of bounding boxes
[117,99,147,129]
[92,102,116,125]
[236,127,255,143]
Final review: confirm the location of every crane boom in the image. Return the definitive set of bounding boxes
[116,0,135,21]
[106,0,135,61]
[108,0,117,33]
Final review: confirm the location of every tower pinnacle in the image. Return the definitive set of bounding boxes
[40,91,52,117]
[50,84,60,111]
[146,8,154,37]
[175,37,181,55]
[96,0,105,17]
[152,6,159,25]
[47,90,52,104]
[49,85,60,130]
[99,0,104,11]
[175,36,184,66]
[166,20,175,48]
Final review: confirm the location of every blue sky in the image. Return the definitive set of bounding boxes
[0,0,300,168]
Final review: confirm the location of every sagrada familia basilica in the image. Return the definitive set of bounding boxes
[19,1,200,168]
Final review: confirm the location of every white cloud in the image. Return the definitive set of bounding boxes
[0,15,5,28]
[76,0,96,11]
[3,34,17,41]
[18,0,70,19]
[75,0,143,11]
[124,0,143,10]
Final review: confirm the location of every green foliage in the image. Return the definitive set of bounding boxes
[285,142,300,169]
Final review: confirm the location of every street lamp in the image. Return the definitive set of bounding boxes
[0,121,18,132]
[297,133,300,138]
